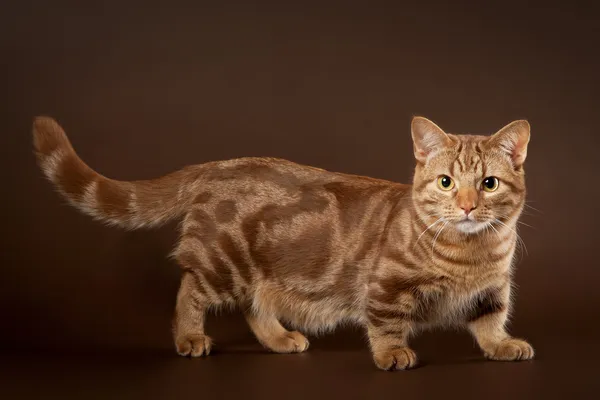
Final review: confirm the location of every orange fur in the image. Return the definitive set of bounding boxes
[33,115,534,370]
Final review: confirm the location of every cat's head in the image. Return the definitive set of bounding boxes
[410,117,530,235]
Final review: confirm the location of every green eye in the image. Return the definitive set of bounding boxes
[437,175,454,191]
[482,177,499,192]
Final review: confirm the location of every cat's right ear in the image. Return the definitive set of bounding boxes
[411,117,452,163]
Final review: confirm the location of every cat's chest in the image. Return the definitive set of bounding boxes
[415,269,506,326]
[415,237,514,289]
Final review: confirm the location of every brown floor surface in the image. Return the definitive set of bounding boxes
[2,319,599,399]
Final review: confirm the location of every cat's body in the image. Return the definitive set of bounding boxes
[33,116,534,370]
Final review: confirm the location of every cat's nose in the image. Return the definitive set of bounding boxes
[461,205,477,215]
[457,187,478,216]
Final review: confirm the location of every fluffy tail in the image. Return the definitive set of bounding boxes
[33,116,201,229]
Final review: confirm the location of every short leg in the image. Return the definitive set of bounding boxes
[173,272,213,357]
[244,311,309,353]
[366,310,417,371]
[468,284,534,361]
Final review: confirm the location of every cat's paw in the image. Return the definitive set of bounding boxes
[267,331,310,353]
[485,338,534,361]
[373,346,418,371]
[175,334,213,357]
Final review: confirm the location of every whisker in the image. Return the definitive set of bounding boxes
[516,220,535,229]
[524,203,543,213]
[487,221,501,238]
[431,220,449,256]
[414,216,444,248]
[493,218,528,257]
[497,213,536,230]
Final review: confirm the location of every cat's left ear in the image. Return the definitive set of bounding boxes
[486,120,531,168]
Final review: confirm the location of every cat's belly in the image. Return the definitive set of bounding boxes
[252,281,367,333]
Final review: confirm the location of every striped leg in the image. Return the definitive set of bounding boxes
[467,284,534,361]
[173,272,213,357]
[366,310,417,371]
[245,311,309,353]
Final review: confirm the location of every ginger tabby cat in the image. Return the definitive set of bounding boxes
[33,116,534,370]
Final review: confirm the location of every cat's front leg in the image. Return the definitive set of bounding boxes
[467,284,534,361]
[366,310,417,371]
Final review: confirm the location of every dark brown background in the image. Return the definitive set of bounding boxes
[1,0,598,398]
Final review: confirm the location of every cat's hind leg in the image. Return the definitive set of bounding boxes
[245,310,310,353]
[172,271,213,357]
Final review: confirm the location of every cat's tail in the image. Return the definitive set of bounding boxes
[32,116,202,229]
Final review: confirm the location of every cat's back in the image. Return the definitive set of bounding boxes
[195,156,407,201]
[181,155,409,276]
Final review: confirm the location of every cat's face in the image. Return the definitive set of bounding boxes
[411,117,530,235]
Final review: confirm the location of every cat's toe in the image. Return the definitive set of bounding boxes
[373,346,418,371]
[287,331,310,352]
[485,338,534,361]
[269,331,310,353]
[176,334,213,357]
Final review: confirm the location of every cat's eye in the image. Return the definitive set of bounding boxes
[437,175,455,191]
[482,177,499,192]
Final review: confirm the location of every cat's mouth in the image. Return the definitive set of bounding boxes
[459,213,476,222]
[454,219,486,234]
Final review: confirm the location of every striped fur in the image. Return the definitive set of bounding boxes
[33,116,534,370]
[33,117,203,229]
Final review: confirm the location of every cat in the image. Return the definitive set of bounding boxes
[32,115,534,370]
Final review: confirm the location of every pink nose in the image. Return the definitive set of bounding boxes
[461,205,476,215]
[456,187,478,216]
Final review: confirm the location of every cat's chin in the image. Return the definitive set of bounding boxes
[454,220,487,235]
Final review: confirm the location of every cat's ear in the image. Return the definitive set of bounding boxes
[411,117,453,163]
[486,120,530,168]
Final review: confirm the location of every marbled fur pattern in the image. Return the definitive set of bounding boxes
[33,116,534,369]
